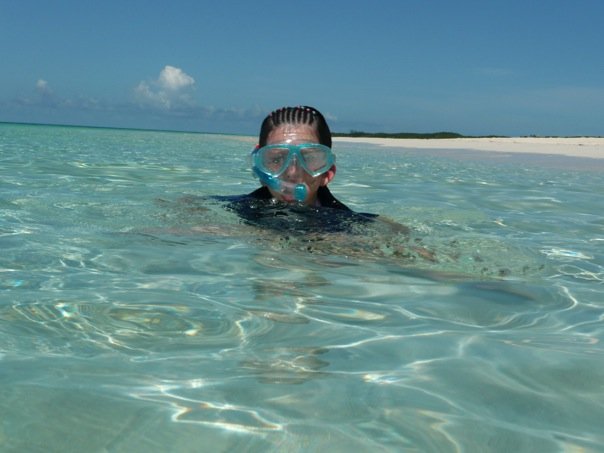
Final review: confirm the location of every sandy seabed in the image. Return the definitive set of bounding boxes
[334,137,604,160]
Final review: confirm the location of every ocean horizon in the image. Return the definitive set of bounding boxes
[3,119,603,140]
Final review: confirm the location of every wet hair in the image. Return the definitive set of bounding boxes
[258,106,332,148]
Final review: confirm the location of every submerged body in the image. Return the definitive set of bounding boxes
[223,186,377,234]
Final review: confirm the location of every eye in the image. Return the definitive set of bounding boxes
[263,149,288,169]
[301,148,327,168]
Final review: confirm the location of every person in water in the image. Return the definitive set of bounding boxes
[224,106,379,233]
[196,105,432,258]
[247,105,350,209]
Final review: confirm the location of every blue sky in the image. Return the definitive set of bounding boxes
[2,0,603,136]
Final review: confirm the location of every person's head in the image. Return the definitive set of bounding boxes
[253,106,336,206]
[258,106,332,148]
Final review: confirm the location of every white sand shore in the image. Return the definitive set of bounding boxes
[334,137,604,159]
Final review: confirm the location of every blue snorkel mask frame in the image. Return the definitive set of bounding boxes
[251,143,335,203]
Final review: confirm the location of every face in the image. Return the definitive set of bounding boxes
[265,124,335,205]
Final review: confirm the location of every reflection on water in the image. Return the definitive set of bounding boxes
[1,125,604,452]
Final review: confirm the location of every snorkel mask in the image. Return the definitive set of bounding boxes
[251,143,335,203]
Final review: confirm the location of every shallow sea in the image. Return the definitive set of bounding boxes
[1,123,603,452]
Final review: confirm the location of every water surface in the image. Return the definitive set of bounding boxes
[1,123,603,451]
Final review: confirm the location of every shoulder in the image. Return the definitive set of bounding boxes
[213,187,271,204]
[318,186,378,220]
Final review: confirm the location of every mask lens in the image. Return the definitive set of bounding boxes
[300,146,330,174]
[254,144,334,177]
[258,146,289,175]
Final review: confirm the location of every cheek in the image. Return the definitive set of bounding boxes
[305,174,325,189]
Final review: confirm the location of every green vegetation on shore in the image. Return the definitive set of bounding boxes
[334,131,603,139]
[332,130,504,139]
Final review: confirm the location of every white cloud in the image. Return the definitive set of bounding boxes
[36,79,48,90]
[158,65,195,90]
[134,65,197,110]
[36,79,53,96]
[3,72,267,130]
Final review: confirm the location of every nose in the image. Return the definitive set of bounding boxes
[283,156,303,178]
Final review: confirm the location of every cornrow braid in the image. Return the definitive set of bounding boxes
[270,106,316,127]
[258,106,332,148]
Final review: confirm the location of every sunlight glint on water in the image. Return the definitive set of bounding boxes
[1,123,603,452]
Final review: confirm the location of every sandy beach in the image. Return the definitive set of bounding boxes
[334,137,604,160]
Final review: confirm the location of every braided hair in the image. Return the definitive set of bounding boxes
[258,106,332,148]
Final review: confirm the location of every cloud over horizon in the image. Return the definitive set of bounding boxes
[36,79,53,97]
[134,65,197,111]
[2,68,270,132]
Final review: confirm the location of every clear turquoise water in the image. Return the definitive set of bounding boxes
[1,123,603,452]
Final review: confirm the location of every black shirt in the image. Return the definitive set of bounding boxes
[222,186,376,233]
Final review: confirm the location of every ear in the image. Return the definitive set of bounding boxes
[320,165,336,186]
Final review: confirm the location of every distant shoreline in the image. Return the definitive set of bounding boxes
[333,131,602,140]
[334,136,604,160]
